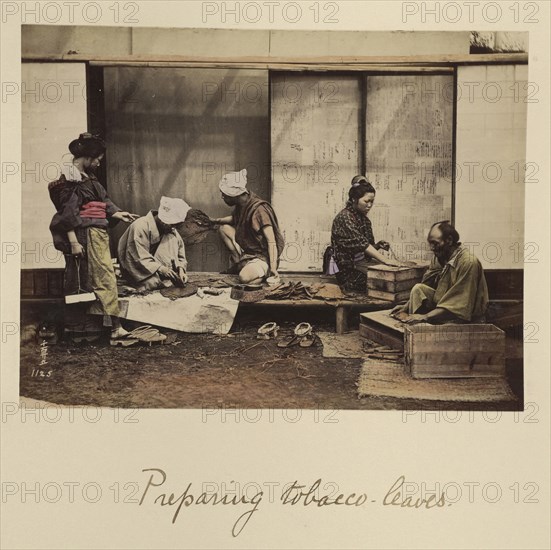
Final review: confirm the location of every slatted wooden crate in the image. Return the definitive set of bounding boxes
[367,263,427,302]
[359,310,405,351]
[404,324,505,379]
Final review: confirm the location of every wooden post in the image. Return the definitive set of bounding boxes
[335,306,349,334]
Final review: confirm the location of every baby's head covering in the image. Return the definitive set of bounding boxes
[219,169,248,197]
[158,196,191,225]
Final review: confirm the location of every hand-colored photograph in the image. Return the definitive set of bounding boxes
[20,25,527,411]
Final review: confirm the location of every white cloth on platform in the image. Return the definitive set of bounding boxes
[118,288,239,335]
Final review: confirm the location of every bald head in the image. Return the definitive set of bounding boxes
[428,221,460,263]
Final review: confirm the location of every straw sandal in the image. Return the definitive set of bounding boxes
[257,322,280,340]
[299,332,318,348]
[128,325,167,346]
[277,333,301,348]
[110,336,139,347]
[277,322,314,348]
[295,322,317,347]
[110,330,139,347]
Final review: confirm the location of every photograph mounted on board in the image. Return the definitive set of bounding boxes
[19,25,527,411]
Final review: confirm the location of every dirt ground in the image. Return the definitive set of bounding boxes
[19,305,523,411]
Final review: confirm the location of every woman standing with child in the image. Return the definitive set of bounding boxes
[48,133,139,342]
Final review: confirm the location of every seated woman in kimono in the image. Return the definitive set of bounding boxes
[330,176,403,291]
[48,133,138,341]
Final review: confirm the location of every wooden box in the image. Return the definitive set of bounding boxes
[359,310,404,351]
[404,324,506,379]
[367,264,427,302]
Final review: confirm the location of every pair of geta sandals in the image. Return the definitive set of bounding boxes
[257,322,317,348]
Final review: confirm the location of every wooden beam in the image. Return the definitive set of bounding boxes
[89,62,454,73]
[23,52,528,67]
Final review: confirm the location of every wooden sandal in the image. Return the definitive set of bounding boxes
[128,325,167,345]
[110,337,139,347]
[277,334,301,348]
[299,333,317,348]
[257,322,280,340]
[110,329,139,347]
[277,323,314,348]
[294,322,313,338]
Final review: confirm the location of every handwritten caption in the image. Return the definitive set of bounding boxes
[139,470,446,537]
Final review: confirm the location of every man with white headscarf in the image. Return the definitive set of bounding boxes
[118,196,190,291]
[211,169,285,285]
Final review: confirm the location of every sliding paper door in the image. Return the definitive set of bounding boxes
[271,74,362,271]
[365,74,454,262]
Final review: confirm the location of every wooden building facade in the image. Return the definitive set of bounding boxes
[21,26,527,300]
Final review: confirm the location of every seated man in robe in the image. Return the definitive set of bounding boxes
[210,169,285,285]
[391,221,489,324]
[118,196,190,291]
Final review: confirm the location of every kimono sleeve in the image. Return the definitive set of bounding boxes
[93,180,121,217]
[420,257,442,289]
[435,257,483,321]
[176,233,188,272]
[121,224,163,280]
[331,211,372,255]
[49,182,82,232]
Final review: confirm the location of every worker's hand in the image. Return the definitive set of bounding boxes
[376,240,390,251]
[70,242,85,258]
[112,211,140,223]
[384,258,411,267]
[158,266,170,278]
[403,314,428,324]
[384,259,406,268]
[390,304,407,317]
[177,267,188,286]
[158,266,178,282]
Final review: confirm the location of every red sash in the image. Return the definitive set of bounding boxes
[80,201,107,219]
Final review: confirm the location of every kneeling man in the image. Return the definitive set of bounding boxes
[392,221,489,324]
[118,196,190,291]
[211,169,285,285]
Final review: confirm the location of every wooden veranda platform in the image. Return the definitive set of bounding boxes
[187,272,392,334]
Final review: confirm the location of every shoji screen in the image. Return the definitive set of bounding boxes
[365,74,454,263]
[271,74,362,272]
[104,67,270,273]
[21,62,87,269]
[455,65,527,269]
